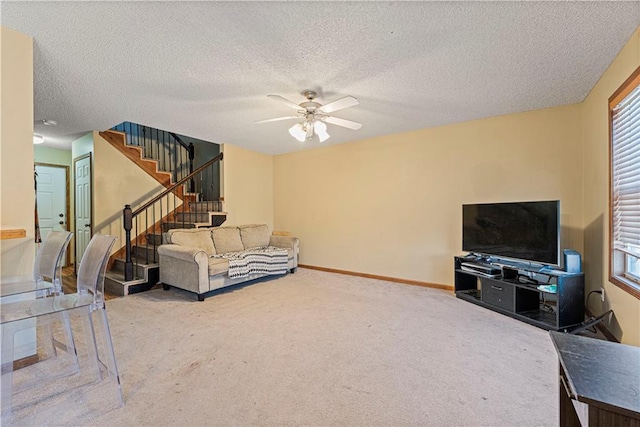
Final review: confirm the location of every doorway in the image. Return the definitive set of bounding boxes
[73,153,92,270]
[35,163,70,265]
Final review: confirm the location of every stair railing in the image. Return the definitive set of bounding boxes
[122,152,223,281]
[169,132,195,192]
[112,122,195,186]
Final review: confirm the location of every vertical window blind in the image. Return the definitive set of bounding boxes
[612,85,640,258]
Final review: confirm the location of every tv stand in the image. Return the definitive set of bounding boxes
[454,256,584,331]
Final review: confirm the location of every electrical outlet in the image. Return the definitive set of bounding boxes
[601,287,605,302]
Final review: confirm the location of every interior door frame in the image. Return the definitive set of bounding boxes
[73,153,93,273]
[35,162,71,265]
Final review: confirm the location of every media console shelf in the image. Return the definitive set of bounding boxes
[454,256,584,330]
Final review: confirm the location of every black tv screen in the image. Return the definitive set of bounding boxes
[462,200,560,266]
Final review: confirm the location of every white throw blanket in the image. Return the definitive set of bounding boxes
[213,246,289,279]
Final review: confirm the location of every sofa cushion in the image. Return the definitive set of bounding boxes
[211,227,244,254]
[208,257,229,276]
[239,224,271,250]
[165,228,215,255]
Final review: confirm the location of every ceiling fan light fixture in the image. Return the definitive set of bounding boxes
[33,134,45,144]
[314,121,330,142]
[262,90,362,144]
[313,121,326,133]
[317,131,330,143]
[288,123,306,142]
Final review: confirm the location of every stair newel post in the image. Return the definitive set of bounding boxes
[188,143,195,193]
[123,204,134,281]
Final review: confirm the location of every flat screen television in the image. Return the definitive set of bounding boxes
[462,200,560,266]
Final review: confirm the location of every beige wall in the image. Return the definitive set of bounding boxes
[92,131,179,255]
[0,27,35,278]
[274,104,583,286]
[582,28,640,345]
[0,26,37,360]
[34,146,75,263]
[221,144,274,228]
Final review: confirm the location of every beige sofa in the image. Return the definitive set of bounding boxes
[158,224,299,301]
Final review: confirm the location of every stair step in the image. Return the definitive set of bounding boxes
[133,245,158,262]
[183,192,200,200]
[162,222,197,232]
[112,257,158,275]
[210,213,227,227]
[189,201,221,211]
[172,211,227,227]
[105,265,159,296]
[146,233,163,246]
[175,212,214,223]
[104,271,147,296]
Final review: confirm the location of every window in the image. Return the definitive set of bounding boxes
[610,66,640,299]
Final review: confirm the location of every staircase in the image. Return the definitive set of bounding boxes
[100,123,224,296]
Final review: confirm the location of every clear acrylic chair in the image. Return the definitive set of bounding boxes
[1,234,123,422]
[0,230,73,298]
[0,230,75,370]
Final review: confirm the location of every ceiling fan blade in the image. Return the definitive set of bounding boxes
[267,94,302,110]
[254,116,299,124]
[319,96,359,113]
[325,116,363,130]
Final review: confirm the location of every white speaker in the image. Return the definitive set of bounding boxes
[563,249,582,273]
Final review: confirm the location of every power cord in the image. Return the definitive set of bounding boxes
[579,290,605,334]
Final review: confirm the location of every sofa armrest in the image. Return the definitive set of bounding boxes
[269,235,299,268]
[157,244,210,294]
[157,244,208,263]
[269,235,299,251]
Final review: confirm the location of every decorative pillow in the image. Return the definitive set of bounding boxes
[211,227,244,254]
[239,224,270,250]
[166,229,216,255]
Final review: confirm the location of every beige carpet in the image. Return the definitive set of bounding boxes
[12,268,559,426]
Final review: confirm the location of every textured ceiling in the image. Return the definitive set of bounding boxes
[3,1,640,154]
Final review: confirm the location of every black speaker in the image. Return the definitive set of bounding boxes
[563,249,582,273]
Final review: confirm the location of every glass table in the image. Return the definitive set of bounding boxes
[0,276,76,422]
[0,276,56,299]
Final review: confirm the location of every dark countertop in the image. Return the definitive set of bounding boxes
[550,331,640,418]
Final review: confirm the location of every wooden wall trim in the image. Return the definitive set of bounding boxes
[608,65,640,300]
[299,264,454,292]
[12,354,40,371]
[0,229,27,240]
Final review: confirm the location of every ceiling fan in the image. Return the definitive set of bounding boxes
[255,90,363,142]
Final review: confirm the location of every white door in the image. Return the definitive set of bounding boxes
[75,155,92,267]
[35,164,68,265]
